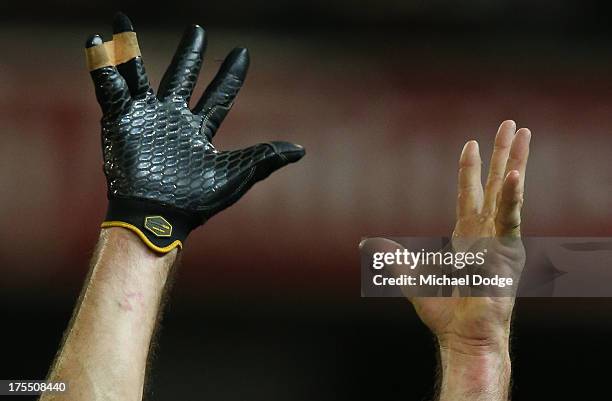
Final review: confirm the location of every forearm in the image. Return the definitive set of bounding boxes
[42,228,177,401]
[437,338,511,401]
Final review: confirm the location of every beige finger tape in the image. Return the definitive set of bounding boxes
[85,32,141,71]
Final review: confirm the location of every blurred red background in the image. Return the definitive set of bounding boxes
[1,26,612,296]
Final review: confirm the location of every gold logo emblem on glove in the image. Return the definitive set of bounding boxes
[144,216,173,237]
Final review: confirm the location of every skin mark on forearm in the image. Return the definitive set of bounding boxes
[118,291,145,312]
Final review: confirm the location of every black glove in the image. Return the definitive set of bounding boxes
[85,13,305,253]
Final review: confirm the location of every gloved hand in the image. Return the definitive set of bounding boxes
[85,13,305,253]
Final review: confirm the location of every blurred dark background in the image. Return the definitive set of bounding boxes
[1,0,612,399]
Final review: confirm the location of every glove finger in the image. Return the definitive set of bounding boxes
[112,12,150,99]
[229,141,305,184]
[203,142,304,216]
[193,47,250,140]
[85,34,131,118]
[157,24,207,102]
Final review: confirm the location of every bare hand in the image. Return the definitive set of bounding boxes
[410,120,531,354]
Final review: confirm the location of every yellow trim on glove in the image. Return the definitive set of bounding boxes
[101,221,182,253]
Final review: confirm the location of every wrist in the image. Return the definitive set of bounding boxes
[437,335,511,400]
[438,340,511,372]
[437,328,510,357]
[101,226,178,269]
[103,197,203,253]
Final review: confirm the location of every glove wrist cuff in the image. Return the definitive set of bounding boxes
[102,198,201,253]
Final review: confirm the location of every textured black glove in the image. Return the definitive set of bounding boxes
[85,13,305,253]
